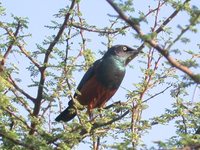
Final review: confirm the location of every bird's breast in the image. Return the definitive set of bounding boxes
[77,75,117,109]
[96,57,126,89]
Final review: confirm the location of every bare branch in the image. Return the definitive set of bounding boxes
[77,3,86,53]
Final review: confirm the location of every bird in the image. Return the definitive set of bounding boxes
[55,45,141,122]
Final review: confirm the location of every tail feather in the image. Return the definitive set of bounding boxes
[55,101,76,122]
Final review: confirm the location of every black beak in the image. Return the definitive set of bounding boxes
[125,46,143,65]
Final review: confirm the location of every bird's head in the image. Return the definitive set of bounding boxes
[104,45,141,65]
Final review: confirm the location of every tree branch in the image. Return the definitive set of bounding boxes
[29,0,77,135]
[1,21,21,66]
[1,24,41,69]
[4,107,32,131]
[0,132,34,150]
[8,75,36,103]
[155,0,191,33]
[106,0,200,84]
[106,0,144,35]
[10,87,33,114]
[142,85,172,103]
[71,22,129,34]
[42,0,76,67]
[48,110,130,147]
[143,1,166,25]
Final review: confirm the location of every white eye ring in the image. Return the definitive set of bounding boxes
[123,46,127,51]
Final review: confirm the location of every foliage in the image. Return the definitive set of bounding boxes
[0,0,200,149]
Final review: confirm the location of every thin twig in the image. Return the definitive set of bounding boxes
[143,1,166,21]
[71,23,129,34]
[77,3,86,53]
[156,0,191,33]
[192,84,199,103]
[142,85,172,103]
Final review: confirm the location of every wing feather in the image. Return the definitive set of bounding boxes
[74,59,102,97]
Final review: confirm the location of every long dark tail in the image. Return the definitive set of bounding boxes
[55,100,76,122]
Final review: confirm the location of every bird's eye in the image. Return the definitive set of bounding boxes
[123,46,127,51]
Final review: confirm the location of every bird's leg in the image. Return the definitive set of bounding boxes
[104,101,121,109]
[98,107,103,118]
[87,107,94,121]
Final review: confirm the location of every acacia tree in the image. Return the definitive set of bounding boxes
[0,0,200,149]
